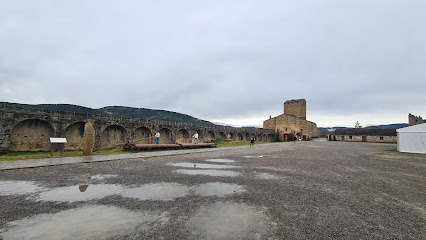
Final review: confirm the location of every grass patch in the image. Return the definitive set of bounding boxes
[214,139,270,148]
[0,149,138,161]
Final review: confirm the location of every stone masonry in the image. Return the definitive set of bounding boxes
[263,99,320,141]
[0,105,278,153]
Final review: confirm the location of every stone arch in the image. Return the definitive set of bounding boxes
[159,128,172,144]
[194,130,204,142]
[9,119,54,151]
[176,129,190,143]
[134,127,152,144]
[218,132,226,139]
[267,134,272,142]
[245,133,250,141]
[205,130,215,142]
[101,125,127,149]
[263,134,267,142]
[257,134,262,141]
[228,132,235,140]
[64,121,86,150]
[237,133,243,141]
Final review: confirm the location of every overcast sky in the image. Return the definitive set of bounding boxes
[1,0,425,128]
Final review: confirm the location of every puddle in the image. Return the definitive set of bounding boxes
[205,159,235,163]
[121,182,190,201]
[256,173,276,180]
[187,202,272,240]
[0,181,46,196]
[258,155,272,158]
[37,184,125,202]
[1,205,162,240]
[170,162,239,169]
[192,182,246,197]
[174,169,240,177]
[90,174,117,180]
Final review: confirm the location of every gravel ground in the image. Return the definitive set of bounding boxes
[0,141,425,239]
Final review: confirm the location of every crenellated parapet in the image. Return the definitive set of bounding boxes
[0,105,277,153]
[408,113,426,126]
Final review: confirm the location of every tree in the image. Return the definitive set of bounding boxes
[355,121,362,128]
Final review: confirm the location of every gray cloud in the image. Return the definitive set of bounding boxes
[1,0,425,127]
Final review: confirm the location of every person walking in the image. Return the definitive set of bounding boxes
[155,132,160,144]
[192,131,199,144]
[250,136,255,147]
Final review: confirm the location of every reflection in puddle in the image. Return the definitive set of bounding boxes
[79,185,89,192]
[187,202,272,240]
[1,205,162,240]
[0,181,46,196]
[37,184,124,202]
[121,182,190,201]
[192,183,246,197]
[174,169,240,177]
[256,173,276,180]
[170,162,239,169]
[205,159,235,163]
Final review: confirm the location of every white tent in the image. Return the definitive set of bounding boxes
[396,123,426,154]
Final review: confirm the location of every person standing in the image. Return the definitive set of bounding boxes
[155,132,160,144]
[250,136,255,147]
[193,131,199,144]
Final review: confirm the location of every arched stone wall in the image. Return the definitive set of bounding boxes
[237,133,243,141]
[9,119,54,151]
[176,129,190,143]
[101,125,127,149]
[64,121,86,150]
[206,131,215,142]
[0,106,279,152]
[158,128,172,144]
[228,132,235,140]
[134,127,152,144]
[194,129,204,142]
[245,133,250,141]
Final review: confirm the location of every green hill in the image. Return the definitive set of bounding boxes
[1,102,214,126]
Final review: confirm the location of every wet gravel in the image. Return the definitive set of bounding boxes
[0,141,425,239]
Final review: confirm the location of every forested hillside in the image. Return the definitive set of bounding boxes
[1,102,214,126]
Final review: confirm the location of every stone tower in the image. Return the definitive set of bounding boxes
[284,99,306,120]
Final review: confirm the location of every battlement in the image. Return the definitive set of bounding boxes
[409,113,426,126]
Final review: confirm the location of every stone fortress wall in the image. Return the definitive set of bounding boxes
[409,113,425,126]
[263,99,320,141]
[0,105,278,153]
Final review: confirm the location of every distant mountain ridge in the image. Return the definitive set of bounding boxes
[1,102,214,126]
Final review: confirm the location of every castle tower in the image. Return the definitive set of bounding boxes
[284,99,306,120]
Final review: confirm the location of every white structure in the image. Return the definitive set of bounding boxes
[396,123,426,154]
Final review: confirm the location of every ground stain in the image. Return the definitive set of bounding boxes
[0,181,46,196]
[256,173,276,180]
[1,205,162,240]
[121,182,190,201]
[170,162,239,169]
[37,184,125,202]
[174,169,240,177]
[205,159,235,163]
[187,202,272,240]
[191,182,246,197]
